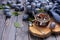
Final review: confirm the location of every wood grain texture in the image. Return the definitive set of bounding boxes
[56,35,60,40]
[45,35,56,40]
[16,12,29,40]
[0,10,5,40]
[2,16,16,40]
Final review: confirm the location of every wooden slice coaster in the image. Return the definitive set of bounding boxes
[50,18,60,33]
[29,23,51,38]
[52,23,60,33]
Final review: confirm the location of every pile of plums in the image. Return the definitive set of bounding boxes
[22,0,51,21]
[2,0,24,20]
[25,0,54,14]
[2,0,24,12]
[25,0,41,14]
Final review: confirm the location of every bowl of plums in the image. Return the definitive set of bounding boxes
[35,13,50,27]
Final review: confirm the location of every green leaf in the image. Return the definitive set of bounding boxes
[28,18,34,22]
[12,12,19,16]
[14,22,20,28]
[38,8,45,13]
[7,4,11,7]
[0,5,4,10]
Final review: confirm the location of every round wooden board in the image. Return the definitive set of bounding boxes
[29,23,51,38]
[52,23,60,33]
[50,18,60,33]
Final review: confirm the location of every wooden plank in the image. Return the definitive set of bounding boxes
[16,13,29,40]
[44,35,56,40]
[0,10,5,40]
[28,33,43,40]
[2,16,16,40]
[28,33,33,40]
[16,0,29,39]
[0,14,5,40]
[56,35,60,40]
[0,10,4,15]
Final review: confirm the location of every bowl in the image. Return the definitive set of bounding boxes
[35,13,50,27]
